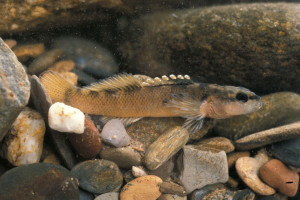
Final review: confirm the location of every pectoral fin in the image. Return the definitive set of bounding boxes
[183,116,205,134]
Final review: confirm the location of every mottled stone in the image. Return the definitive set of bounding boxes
[95,192,119,200]
[30,75,77,169]
[145,126,189,170]
[71,159,123,194]
[236,157,276,195]
[0,163,79,200]
[13,43,45,62]
[53,37,118,77]
[101,119,130,147]
[267,137,300,168]
[227,151,250,168]
[190,183,255,200]
[99,145,141,169]
[215,92,300,140]
[27,48,64,74]
[2,107,45,166]
[0,38,30,142]
[259,159,299,197]
[178,145,228,194]
[235,121,300,150]
[159,181,186,196]
[68,117,102,158]
[194,137,235,153]
[120,3,300,95]
[120,175,163,200]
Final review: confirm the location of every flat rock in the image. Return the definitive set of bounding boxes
[235,121,300,150]
[236,157,276,196]
[95,192,119,200]
[53,37,118,77]
[267,137,300,168]
[178,145,228,194]
[101,119,130,147]
[2,107,45,166]
[190,183,255,200]
[30,75,77,169]
[68,117,102,158]
[0,163,79,200]
[145,126,189,170]
[214,92,300,140]
[0,38,30,142]
[259,159,299,197]
[120,175,163,200]
[194,137,235,153]
[71,159,123,194]
[120,3,300,95]
[99,145,141,169]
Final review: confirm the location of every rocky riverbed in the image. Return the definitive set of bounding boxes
[0,1,300,200]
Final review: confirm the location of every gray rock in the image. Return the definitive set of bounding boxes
[101,119,131,147]
[30,75,77,169]
[214,92,300,140]
[99,145,141,169]
[178,145,228,194]
[120,3,300,95]
[53,37,118,77]
[71,159,123,194]
[79,189,94,200]
[0,163,79,200]
[94,192,119,200]
[0,38,30,142]
[145,126,189,170]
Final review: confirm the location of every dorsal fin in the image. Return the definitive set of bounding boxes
[137,74,194,87]
[83,73,143,92]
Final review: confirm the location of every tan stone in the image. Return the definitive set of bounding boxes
[48,60,75,73]
[195,137,235,153]
[120,175,163,200]
[227,151,250,168]
[13,43,45,62]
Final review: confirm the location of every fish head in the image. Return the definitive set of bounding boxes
[203,85,262,119]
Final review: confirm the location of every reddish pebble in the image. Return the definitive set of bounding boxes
[68,117,102,158]
[259,159,299,197]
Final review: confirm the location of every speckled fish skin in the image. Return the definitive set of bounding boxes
[40,71,262,121]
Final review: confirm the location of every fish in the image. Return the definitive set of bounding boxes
[39,71,262,133]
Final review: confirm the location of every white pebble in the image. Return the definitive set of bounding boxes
[48,102,84,134]
[132,166,147,177]
[4,108,46,166]
[101,119,130,147]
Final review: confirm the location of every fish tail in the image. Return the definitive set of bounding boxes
[39,71,74,103]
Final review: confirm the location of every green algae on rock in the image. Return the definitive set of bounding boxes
[214,92,300,140]
[120,3,300,94]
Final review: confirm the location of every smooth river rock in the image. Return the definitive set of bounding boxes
[120,3,300,95]
[0,38,30,142]
[0,163,79,200]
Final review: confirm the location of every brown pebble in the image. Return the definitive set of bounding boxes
[159,181,186,196]
[68,117,102,158]
[4,39,17,49]
[259,159,299,197]
[13,43,45,62]
[195,137,235,153]
[227,151,250,168]
[120,175,163,200]
[227,176,239,188]
[48,60,75,72]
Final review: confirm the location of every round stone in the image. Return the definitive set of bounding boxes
[71,159,123,194]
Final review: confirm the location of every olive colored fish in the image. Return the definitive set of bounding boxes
[40,71,262,133]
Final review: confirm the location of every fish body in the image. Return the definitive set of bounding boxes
[40,71,262,133]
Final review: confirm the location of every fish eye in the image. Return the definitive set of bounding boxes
[235,92,248,102]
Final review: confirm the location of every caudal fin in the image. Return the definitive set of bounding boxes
[39,71,74,103]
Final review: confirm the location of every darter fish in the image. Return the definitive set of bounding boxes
[40,71,262,133]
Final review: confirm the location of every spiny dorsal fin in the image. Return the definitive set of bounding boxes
[138,74,194,87]
[84,73,143,92]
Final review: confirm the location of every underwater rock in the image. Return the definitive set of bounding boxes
[53,37,118,77]
[13,43,45,62]
[214,92,300,140]
[95,192,119,200]
[48,60,75,73]
[194,137,235,153]
[120,3,300,94]
[71,159,123,194]
[159,181,186,196]
[0,163,79,200]
[0,38,30,142]
[2,108,45,166]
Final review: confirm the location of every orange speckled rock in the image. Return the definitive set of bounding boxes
[259,159,299,197]
[120,175,163,200]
